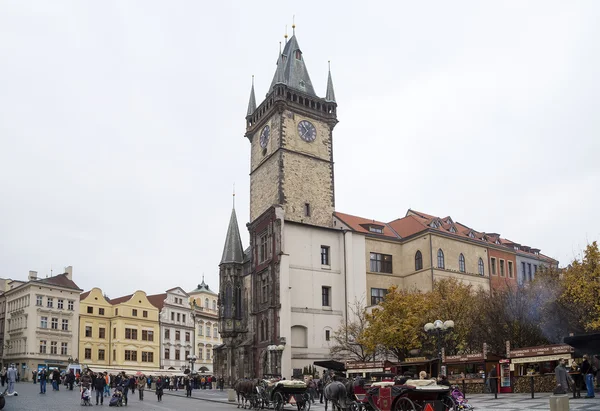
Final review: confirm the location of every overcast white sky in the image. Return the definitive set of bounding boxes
[1,1,598,298]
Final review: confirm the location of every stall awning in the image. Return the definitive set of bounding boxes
[511,354,570,364]
[313,360,346,372]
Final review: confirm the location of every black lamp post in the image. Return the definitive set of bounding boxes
[187,354,197,373]
[424,319,454,377]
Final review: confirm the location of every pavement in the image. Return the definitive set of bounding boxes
[4,382,599,411]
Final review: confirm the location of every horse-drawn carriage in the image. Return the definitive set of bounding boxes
[257,379,312,411]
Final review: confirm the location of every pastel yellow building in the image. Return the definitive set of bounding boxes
[79,289,160,372]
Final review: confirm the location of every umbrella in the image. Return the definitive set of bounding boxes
[135,371,143,376]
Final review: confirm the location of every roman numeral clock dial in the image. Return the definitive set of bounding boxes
[297,120,316,142]
[260,125,270,148]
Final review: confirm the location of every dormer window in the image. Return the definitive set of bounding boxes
[469,232,475,238]
[495,239,500,245]
[299,80,305,88]
[449,227,456,233]
[369,226,383,234]
[295,50,302,60]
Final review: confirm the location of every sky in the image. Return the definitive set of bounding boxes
[1,1,599,298]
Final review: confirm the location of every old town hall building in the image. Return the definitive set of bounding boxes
[214,32,366,381]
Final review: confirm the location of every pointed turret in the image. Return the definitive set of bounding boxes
[246,76,256,117]
[220,208,244,265]
[269,35,316,96]
[325,62,336,102]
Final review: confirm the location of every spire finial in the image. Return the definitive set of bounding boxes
[233,183,236,208]
[328,60,331,72]
[252,75,254,86]
[284,25,288,43]
[292,15,296,36]
[279,41,282,55]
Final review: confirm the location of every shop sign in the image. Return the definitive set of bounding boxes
[348,368,384,374]
[346,361,384,369]
[511,354,569,364]
[508,345,573,358]
[444,353,484,363]
[403,357,428,363]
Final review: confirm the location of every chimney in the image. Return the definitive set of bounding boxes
[64,266,73,281]
[28,271,38,281]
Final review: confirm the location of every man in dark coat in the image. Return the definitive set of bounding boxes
[488,367,498,394]
[554,358,574,394]
[94,372,106,405]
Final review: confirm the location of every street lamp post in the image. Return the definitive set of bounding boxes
[267,345,285,377]
[424,319,454,377]
[187,354,197,373]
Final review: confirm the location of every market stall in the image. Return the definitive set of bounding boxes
[388,357,436,379]
[508,344,574,393]
[443,352,503,394]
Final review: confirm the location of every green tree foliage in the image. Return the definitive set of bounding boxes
[329,299,376,361]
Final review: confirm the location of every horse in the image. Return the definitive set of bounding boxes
[234,378,258,408]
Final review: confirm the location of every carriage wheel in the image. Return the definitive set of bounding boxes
[441,395,458,411]
[349,401,361,411]
[274,392,285,411]
[298,394,311,411]
[394,397,417,411]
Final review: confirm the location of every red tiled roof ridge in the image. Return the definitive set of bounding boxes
[108,294,133,306]
[334,211,399,238]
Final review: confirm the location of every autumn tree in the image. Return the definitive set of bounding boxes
[558,241,600,331]
[363,287,431,361]
[329,299,376,361]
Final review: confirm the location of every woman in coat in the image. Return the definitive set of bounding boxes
[155,378,164,402]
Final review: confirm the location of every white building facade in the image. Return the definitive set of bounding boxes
[189,279,221,373]
[1,267,81,378]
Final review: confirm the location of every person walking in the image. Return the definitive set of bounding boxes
[7,364,17,395]
[138,376,145,400]
[104,373,110,397]
[488,367,498,395]
[581,355,596,398]
[32,369,37,384]
[67,369,75,390]
[94,372,106,405]
[185,375,192,397]
[554,358,574,394]
[1,368,6,387]
[130,375,136,395]
[120,373,130,406]
[155,378,164,402]
[39,367,47,394]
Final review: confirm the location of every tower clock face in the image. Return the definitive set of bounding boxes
[297,120,316,142]
[260,125,270,148]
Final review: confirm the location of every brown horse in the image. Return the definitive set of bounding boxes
[234,378,258,408]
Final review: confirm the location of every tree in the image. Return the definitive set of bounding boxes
[559,241,600,331]
[363,287,431,361]
[329,299,375,361]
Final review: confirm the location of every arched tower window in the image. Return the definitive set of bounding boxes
[459,254,466,273]
[478,258,485,276]
[224,285,232,318]
[437,249,445,269]
[415,251,423,271]
[235,287,242,319]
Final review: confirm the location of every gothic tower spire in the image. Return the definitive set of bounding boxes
[269,34,316,97]
[220,207,244,265]
[246,76,256,117]
[325,61,336,102]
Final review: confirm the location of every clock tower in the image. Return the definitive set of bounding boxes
[245,33,338,227]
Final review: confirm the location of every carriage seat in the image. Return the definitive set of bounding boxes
[404,379,436,386]
[370,381,396,388]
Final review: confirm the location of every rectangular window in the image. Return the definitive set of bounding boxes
[322,286,331,307]
[325,330,330,341]
[57,299,63,309]
[165,329,170,339]
[36,296,43,306]
[50,341,57,354]
[99,308,105,316]
[85,326,92,338]
[113,350,116,361]
[521,262,526,280]
[141,352,153,363]
[113,328,116,339]
[371,288,388,305]
[213,327,218,337]
[370,253,393,273]
[491,258,497,275]
[98,349,105,361]
[499,260,505,277]
[528,263,532,281]
[259,232,268,263]
[87,306,93,314]
[185,332,190,342]
[132,309,137,317]
[175,350,180,360]
[175,330,180,340]
[40,316,48,328]
[508,261,514,278]
[68,300,74,310]
[164,348,170,360]
[99,327,106,339]
[62,319,69,331]
[206,350,211,360]
[51,317,58,329]
[185,350,190,359]
[206,326,211,337]
[115,308,119,315]
[171,312,175,321]
[321,246,330,266]
[84,348,91,359]
[142,330,154,341]
[198,326,203,336]
[177,313,181,322]
[124,350,137,361]
[143,310,148,318]
[198,348,203,360]
[40,340,47,354]
[61,342,68,355]
[182,314,186,323]
[305,203,311,217]
[534,264,538,273]
[47,298,53,308]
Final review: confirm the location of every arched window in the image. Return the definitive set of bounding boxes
[260,320,265,341]
[224,285,232,318]
[437,249,445,269]
[212,300,216,311]
[235,287,242,319]
[205,298,209,309]
[415,251,423,271]
[478,258,485,276]
[291,325,308,348]
[459,254,466,273]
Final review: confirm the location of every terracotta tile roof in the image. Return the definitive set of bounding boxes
[334,212,399,238]
[147,293,167,310]
[80,291,91,301]
[36,273,82,291]
[108,294,133,306]
[387,215,428,238]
